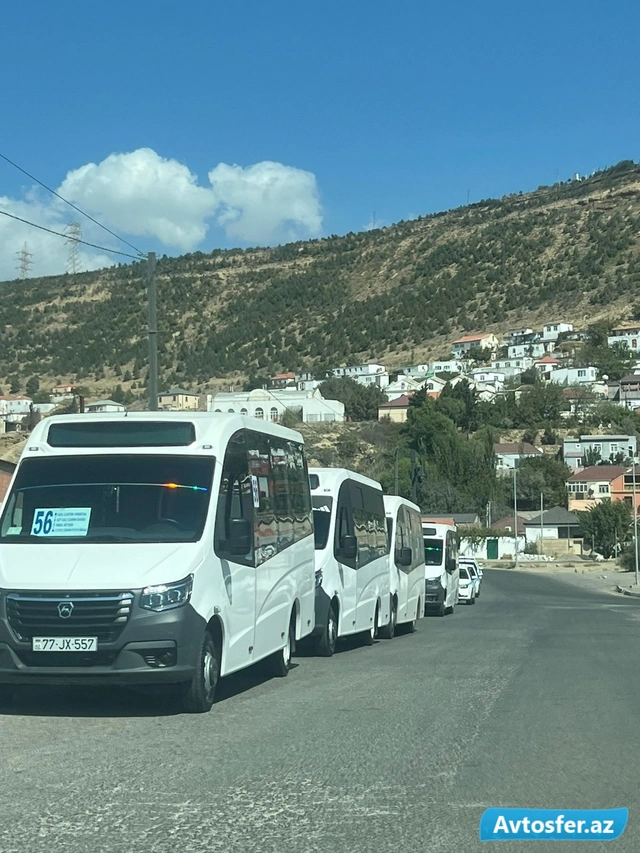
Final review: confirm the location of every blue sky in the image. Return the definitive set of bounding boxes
[1,0,638,277]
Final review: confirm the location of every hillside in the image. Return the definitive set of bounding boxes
[2,159,640,394]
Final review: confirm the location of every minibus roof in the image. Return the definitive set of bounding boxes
[383,494,421,516]
[308,466,383,496]
[19,412,305,461]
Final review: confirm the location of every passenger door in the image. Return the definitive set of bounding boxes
[333,482,357,635]
[250,432,293,660]
[213,431,256,675]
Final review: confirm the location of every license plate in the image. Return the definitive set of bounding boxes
[32,637,98,652]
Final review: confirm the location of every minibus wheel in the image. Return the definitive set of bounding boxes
[363,604,379,646]
[378,597,396,639]
[315,603,338,657]
[181,631,219,713]
[266,614,295,677]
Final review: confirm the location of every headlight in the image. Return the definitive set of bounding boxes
[140,575,193,612]
[315,569,323,588]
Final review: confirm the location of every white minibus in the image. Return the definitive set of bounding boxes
[309,468,390,655]
[382,495,425,637]
[0,413,315,712]
[422,521,459,617]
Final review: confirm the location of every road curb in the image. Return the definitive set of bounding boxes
[616,585,640,598]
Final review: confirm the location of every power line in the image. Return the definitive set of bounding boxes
[0,209,141,260]
[0,151,144,256]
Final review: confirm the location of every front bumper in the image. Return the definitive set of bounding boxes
[0,597,207,687]
[457,586,473,601]
[424,581,445,610]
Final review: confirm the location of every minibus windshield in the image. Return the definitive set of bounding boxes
[423,537,444,566]
[0,454,215,544]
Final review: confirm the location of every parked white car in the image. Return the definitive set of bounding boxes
[460,557,482,598]
[457,565,476,605]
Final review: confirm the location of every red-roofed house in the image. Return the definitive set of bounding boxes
[378,393,414,423]
[566,465,627,511]
[451,333,499,358]
[270,372,296,388]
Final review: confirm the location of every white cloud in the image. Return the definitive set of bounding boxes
[58,149,216,251]
[0,149,323,281]
[209,161,322,244]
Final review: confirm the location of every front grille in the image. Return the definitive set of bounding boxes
[15,651,119,668]
[6,591,134,643]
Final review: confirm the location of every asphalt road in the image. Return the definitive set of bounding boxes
[1,570,639,853]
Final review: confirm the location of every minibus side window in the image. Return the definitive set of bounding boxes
[214,431,254,566]
[409,508,424,570]
[395,506,412,573]
[334,481,356,569]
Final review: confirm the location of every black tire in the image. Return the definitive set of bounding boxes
[266,615,295,677]
[315,602,338,657]
[436,597,446,617]
[181,631,219,714]
[378,598,396,640]
[468,595,476,605]
[363,605,379,645]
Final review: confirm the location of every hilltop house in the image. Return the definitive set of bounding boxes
[493,442,542,473]
[547,366,598,387]
[616,374,640,409]
[429,359,466,375]
[378,394,413,423]
[507,341,551,359]
[562,435,636,469]
[85,399,126,414]
[385,376,424,401]
[566,465,627,511]
[542,322,573,341]
[270,372,296,389]
[158,388,200,411]
[208,387,345,423]
[490,357,533,378]
[451,333,499,358]
[332,363,389,388]
[607,325,640,351]
[523,507,582,555]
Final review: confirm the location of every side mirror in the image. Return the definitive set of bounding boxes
[227,518,252,555]
[397,547,412,567]
[341,534,357,560]
[446,557,456,574]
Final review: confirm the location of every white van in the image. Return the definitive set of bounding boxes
[422,521,459,617]
[309,468,390,655]
[382,496,425,637]
[0,413,315,712]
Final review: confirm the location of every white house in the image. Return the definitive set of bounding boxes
[607,325,640,351]
[451,333,499,358]
[385,376,424,402]
[85,399,126,413]
[295,372,323,392]
[424,376,446,395]
[507,341,552,359]
[469,368,506,388]
[547,366,598,386]
[402,363,431,378]
[429,359,465,375]
[493,442,543,472]
[542,322,573,341]
[490,357,533,378]
[207,387,345,423]
[503,328,534,343]
[0,396,32,423]
[332,363,389,388]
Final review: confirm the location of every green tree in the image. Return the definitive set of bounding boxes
[318,377,386,421]
[25,375,40,398]
[111,385,126,404]
[9,375,20,394]
[578,500,631,558]
[517,383,568,426]
[515,456,571,510]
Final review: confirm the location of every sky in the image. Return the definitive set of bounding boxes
[1,0,639,280]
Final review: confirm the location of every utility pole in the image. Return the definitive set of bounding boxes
[146,252,158,411]
[394,447,400,496]
[16,242,33,279]
[540,492,544,556]
[633,458,639,585]
[513,465,518,566]
[410,449,417,504]
[64,222,82,274]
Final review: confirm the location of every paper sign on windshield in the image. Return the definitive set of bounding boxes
[31,508,92,537]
